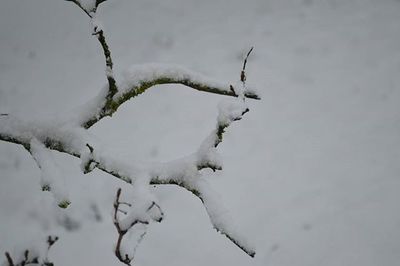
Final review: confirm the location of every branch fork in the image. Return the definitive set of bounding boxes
[1,1,260,265]
[113,188,163,265]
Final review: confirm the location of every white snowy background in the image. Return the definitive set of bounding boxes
[1,0,400,265]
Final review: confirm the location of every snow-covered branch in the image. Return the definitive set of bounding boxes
[30,139,70,208]
[147,89,255,257]
[66,0,119,124]
[0,86,256,257]
[65,1,260,130]
[0,2,259,265]
[81,64,259,128]
[112,188,163,265]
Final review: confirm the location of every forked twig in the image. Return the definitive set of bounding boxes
[113,188,152,266]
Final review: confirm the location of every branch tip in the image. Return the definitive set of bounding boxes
[241,46,254,83]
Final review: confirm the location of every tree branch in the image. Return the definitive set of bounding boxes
[91,24,118,114]
[65,0,118,123]
[82,65,260,128]
[1,2,259,263]
[0,95,255,256]
[113,188,159,266]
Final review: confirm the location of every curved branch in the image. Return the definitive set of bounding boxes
[82,65,260,128]
[0,120,255,257]
[148,175,255,257]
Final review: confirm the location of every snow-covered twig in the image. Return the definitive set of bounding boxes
[30,138,70,208]
[82,64,259,128]
[147,81,254,257]
[66,0,118,124]
[112,188,163,266]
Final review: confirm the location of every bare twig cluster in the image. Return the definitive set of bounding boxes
[4,236,58,266]
[113,188,163,265]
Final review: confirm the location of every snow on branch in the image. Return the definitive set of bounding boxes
[81,64,260,128]
[66,0,260,132]
[147,82,255,257]
[30,139,70,208]
[197,180,256,257]
[0,2,259,264]
[66,0,118,124]
[0,78,257,259]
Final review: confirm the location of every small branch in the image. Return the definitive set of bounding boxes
[65,0,118,123]
[47,236,59,248]
[241,47,254,83]
[113,189,131,265]
[195,181,256,257]
[118,209,128,215]
[92,28,118,115]
[81,143,98,174]
[82,68,260,128]
[43,236,59,265]
[119,201,132,207]
[113,188,150,266]
[150,176,256,257]
[86,143,94,153]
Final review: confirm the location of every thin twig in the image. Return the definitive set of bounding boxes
[82,76,259,128]
[241,46,254,83]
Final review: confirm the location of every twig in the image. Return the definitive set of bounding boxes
[113,188,149,266]
[241,47,254,83]
[82,143,98,174]
[65,0,119,120]
[82,74,260,128]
